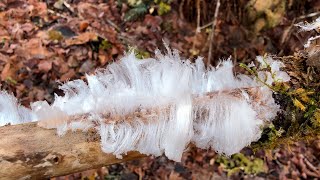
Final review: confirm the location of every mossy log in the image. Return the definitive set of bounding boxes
[0,122,145,179]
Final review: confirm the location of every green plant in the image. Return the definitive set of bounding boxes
[216,153,266,176]
[124,0,172,22]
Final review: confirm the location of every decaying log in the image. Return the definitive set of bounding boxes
[0,122,145,179]
[0,87,265,179]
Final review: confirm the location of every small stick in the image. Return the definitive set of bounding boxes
[39,87,262,127]
[207,0,220,66]
[63,1,75,14]
[196,0,201,33]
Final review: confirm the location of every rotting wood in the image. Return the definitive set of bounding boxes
[0,122,145,179]
[39,87,261,127]
[0,87,264,179]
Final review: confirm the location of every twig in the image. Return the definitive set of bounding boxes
[63,1,75,14]
[303,156,320,177]
[191,0,202,55]
[207,0,220,66]
[179,0,186,20]
[280,18,296,46]
[105,19,121,32]
[199,21,214,30]
[196,0,201,33]
[297,11,320,20]
[47,9,69,19]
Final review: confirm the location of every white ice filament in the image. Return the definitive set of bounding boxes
[0,46,289,161]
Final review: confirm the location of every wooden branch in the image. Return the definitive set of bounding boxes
[0,122,145,179]
[0,87,262,179]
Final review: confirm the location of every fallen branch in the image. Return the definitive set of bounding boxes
[0,47,290,178]
[0,122,144,179]
[0,87,273,179]
[207,0,220,66]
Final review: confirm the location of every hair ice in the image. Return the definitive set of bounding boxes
[0,46,289,161]
[295,17,320,32]
[0,91,34,126]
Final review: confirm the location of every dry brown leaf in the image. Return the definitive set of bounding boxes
[77,3,100,19]
[60,69,75,82]
[79,21,89,32]
[15,38,52,59]
[0,53,9,63]
[169,171,183,180]
[65,32,98,46]
[1,63,12,81]
[143,15,163,29]
[98,53,108,65]
[38,60,52,72]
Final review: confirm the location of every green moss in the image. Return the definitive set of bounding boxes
[135,50,150,59]
[240,54,320,151]
[161,21,173,32]
[216,153,266,176]
[251,123,284,151]
[124,3,148,22]
[105,174,121,180]
[1,37,7,44]
[128,0,143,6]
[48,30,63,41]
[124,0,172,22]
[5,77,17,85]
[246,0,286,33]
[99,39,113,50]
[157,1,171,15]
[128,47,151,59]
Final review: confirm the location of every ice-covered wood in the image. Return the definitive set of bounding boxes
[30,50,287,161]
[0,88,260,179]
[0,87,276,179]
[0,122,145,179]
[0,46,290,162]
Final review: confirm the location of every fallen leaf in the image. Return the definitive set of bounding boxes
[38,60,52,72]
[169,171,183,180]
[1,63,12,81]
[60,69,75,82]
[65,32,98,46]
[15,38,52,59]
[143,15,163,29]
[79,21,89,32]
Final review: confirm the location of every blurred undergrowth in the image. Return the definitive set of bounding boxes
[241,54,320,153]
[217,54,320,176]
[122,0,172,22]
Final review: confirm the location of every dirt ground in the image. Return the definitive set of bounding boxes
[0,0,320,179]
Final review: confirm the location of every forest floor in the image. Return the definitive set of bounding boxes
[0,0,320,179]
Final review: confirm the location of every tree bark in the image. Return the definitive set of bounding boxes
[0,122,145,180]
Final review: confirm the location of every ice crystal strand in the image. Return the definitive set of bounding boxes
[0,47,290,161]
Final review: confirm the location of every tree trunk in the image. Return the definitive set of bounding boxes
[0,122,145,179]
